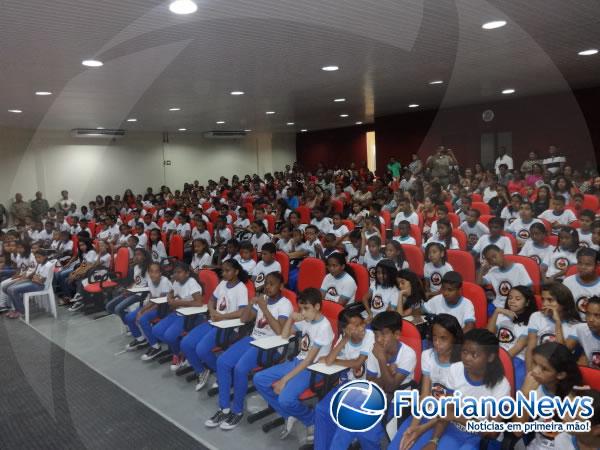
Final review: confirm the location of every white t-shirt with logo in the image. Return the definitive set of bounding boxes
[422,295,476,328]
[394,211,419,227]
[320,272,357,304]
[421,349,453,398]
[542,248,578,279]
[460,222,490,249]
[212,280,248,314]
[539,209,577,232]
[578,230,595,248]
[337,329,375,381]
[361,251,384,284]
[311,217,333,234]
[33,260,55,281]
[146,275,173,298]
[331,225,350,238]
[562,275,600,320]
[483,263,532,308]
[251,260,282,290]
[300,239,322,258]
[191,228,212,245]
[293,316,334,362]
[528,311,579,346]
[150,241,167,262]
[472,235,513,259]
[161,220,177,234]
[519,241,553,267]
[393,235,417,246]
[573,323,600,369]
[132,265,148,287]
[424,262,454,294]
[495,313,528,360]
[173,277,203,302]
[508,218,542,246]
[251,233,271,252]
[366,341,416,384]
[251,296,293,339]
[369,285,400,316]
[191,252,213,271]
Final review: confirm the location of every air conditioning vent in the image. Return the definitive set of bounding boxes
[70,128,126,139]
[203,130,247,139]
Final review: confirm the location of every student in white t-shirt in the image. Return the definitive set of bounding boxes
[459,209,490,251]
[205,272,292,430]
[508,202,542,248]
[148,228,167,262]
[424,242,454,297]
[251,243,281,292]
[479,244,533,313]
[213,217,232,247]
[526,282,581,370]
[254,288,334,440]
[330,213,350,245]
[312,308,375,449]
[190,238,213,272]
[519,222,553,266]
[422,271,476,332]
[160,211,177,238]
[176,215,192,241]
[500,193,522,229]
[542,226,579,282]
[577,209,596,248]
[238,241,257,274]
[487,286,537,389]
[360,233,384,285]
[233,207,251,233]
[125,261,173,350]
[185,258,250,391]
[250,221,271,253]
[393,220,417,245]
[569,296,600,368]
[4,250,54,320]
[361,260,399,318]
[422,218,460,250]
[562,248,600,320]
[472,217,513,261]
[390,313,463,450]
[142,262,204,367]
[310,207,333,235]
[421,329,510,450]
[320,253,357,305]
[191,219,212,245]
[393,197,419,229]
[329,311,416,449]
[538,195,576,235]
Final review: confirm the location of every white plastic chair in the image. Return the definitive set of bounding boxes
[23,265,57,324]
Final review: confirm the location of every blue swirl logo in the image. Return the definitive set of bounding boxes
[329,380,387,432]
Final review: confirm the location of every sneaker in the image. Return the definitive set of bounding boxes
[0,306,11,314]
[6,311,21,320]
[205,409,229,428]
[126,339,148,351]
[68,301,84,312]
[141,346,162,361]
[170,355,185,371]
[280,416,297,440]
[220,412,243,430]
[195,370,210,391]
[211,381,218,389]
[306,424,314,443]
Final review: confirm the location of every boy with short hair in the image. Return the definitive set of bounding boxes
[569,296,600,368]
[253,288,334,441]
[472,217,513,260]
[539,194,577,235]
[459,209,489,251]
[562,248,600,320]
[507,202,541,247]
[577,209,596,249]
[422,271,476,332]
[251,243,281,292]
[393,197,419,229]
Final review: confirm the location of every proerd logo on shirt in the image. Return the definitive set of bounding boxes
[518,229,530,240]
[576,296,589,314]
[327,287,338,297]
[372,295,384,310]
[255,273,265,284]
[497,327,515,344]
[300,333,311,352]
[592,352,600,368]
[554,257,569,270]
[218,297,227,311]
[431,382,449,399]
[499,281,512,297]
[529,255,542,265]
[369,267,376,279]
[540,333,556,344]
[431,272,442,286]
[257,317,269,329]
[353,362,365,379]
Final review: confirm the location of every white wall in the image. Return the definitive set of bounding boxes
[0,127,296,208]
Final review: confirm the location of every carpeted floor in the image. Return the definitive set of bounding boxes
[0,318,207,450]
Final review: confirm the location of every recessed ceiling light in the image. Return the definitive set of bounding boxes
[216,121,225,124]
[127,118,137,122]
[266,111,276,115]
[35,91,52,96]
[244,129,252,132]
[230,91,245,95]
[482,20,507,30]
[8,109,22,114]
[286,122,295,126]
[96,127,105,130]
[334,98,346,102]
[408,104,419,108]
[578,49,598,56]
[339,114,349,118]
[429,80,444,85]
[501,88,515,94]
[178,128,187,131]
[355,121,363,125]
[300,129,308,132]
[169,107,181,111]
[322,65,339,71]
[82,59,103,67]
[169,0,197,15]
